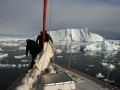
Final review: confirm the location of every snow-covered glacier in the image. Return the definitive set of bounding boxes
[48,28,103,42]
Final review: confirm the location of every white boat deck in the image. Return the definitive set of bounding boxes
[7,63,117,90]
[35,78,110,90]
[34,64,112,90]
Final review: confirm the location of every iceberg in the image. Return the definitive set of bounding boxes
[48,28,103,42]
[47,28,118,52]
[91,33,104,41]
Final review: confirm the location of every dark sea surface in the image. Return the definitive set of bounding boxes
[0,40,120,90]
[54,48,120,88]
[0,39,31,90]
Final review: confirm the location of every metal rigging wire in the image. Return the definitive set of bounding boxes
[48,0,53,31]
[48,0,56,66]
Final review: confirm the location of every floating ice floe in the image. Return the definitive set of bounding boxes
[83,50,101,56]
[2,42,20,46]
[100,62,108,67]
[0,47,3,51]
[15,55,26,59]
[118,62,120,65]
[57,56,63,58]
[0,37,28,42]
[19,47,26,50]
[55,49,62,54]
[96,73,104,78]
[21,60,28,63]
[102,60,107,62]
[18,64,29,68]
[100,62,115,70]
[0,64,16,68]
[0,64,29,68]
[104,79,114,83]
[84,40,119,52]
[88,65,94,67]
[118,61,120,65]
[0,53,8,59]
[109,64,115,69]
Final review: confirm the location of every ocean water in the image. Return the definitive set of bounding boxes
[54,49,120,88]
[0,38,31,90]
[0,39,120,89]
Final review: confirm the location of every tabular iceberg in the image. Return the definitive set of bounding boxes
[48,28,103,42]
[48,28,119,51]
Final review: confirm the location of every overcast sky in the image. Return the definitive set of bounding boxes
[0,0,120,39]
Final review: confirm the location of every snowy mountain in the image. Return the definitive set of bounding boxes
[48,28,103,42]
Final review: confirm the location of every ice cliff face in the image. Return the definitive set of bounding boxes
[48,28,103,42]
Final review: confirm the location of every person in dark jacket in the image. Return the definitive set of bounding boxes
[36,31,53,46]
[36,31,43,45]
[44,31,53,43]
[36,31,53,50]
[26,39,42,69]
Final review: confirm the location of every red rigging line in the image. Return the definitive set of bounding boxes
[42,0,48,48]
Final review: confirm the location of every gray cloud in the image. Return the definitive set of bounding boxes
[50,0,120,39]
[0,0,120,39]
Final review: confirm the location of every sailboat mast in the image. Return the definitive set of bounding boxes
[42,0,48,48]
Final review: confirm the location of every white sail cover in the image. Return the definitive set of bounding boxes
[16,42,54,90]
